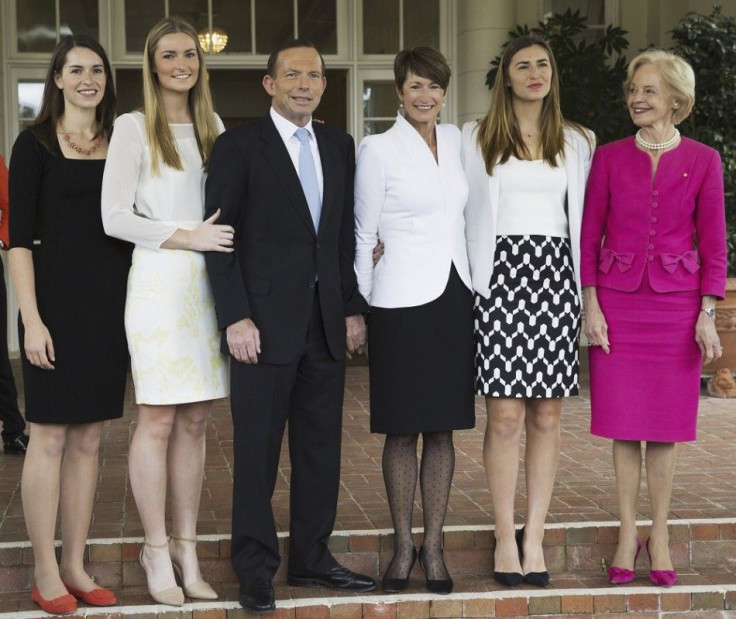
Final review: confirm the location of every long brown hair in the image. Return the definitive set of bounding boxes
[142,16,219,175]
[30,35,116,154]
[477,36,573,175]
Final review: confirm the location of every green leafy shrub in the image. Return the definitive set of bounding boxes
[671,6,736,276]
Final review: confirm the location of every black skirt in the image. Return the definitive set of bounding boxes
[474,235,580,398]
[368,264,475,434]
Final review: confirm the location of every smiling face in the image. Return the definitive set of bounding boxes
[54,46,106,111]
[398,72,445,128]
[152,32,200,96]
[506,44,552,103]
[262,46,326,127]
[626,63,678,131]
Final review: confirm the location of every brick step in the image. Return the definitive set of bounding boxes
[1,519,735,617]
[2,578,736,618]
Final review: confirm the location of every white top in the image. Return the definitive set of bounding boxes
[101,111,225,249]
[354,112,472,308]
[269,107,324,200]
[497,157,568,238]
[462,122,595,298]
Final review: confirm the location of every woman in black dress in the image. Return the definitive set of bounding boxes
[8,36,130,615]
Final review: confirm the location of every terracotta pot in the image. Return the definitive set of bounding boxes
[703,278,736,374]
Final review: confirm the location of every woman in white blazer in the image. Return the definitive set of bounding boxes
[354,47,474,595]
[462,36,594,588]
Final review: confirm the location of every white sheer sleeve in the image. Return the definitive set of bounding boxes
[101,113,177,249]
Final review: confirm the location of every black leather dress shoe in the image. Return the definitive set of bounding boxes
[239,578,275,613]
[3,434,29,456]
[288,564,376,592]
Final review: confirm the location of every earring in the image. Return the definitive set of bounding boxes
[399,102,404,109]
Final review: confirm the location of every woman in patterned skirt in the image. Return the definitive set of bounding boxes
[102,17,232,606]
[462,36,594,588]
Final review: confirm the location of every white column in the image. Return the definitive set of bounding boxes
[456,0,519,126]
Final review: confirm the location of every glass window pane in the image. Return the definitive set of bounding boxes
[18,81,45,131]
[17,0,56,53]
[115,69,144,115]
[403,0,439,50]
[545,0,605,24]
[363,81,397,118]
[213,1,252,55]
[256,0,294,55]
[60,0,99,41]
[363,0,399,55]
[298,0,336,55]
[125,0,166,53]
[364,120,394,136]
[317,69,347,131]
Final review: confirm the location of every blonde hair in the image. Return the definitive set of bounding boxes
[477,36,572,175]
[624,50,695,125]
[142,16,219,175]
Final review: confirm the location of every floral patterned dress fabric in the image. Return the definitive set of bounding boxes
[102,112,228,404]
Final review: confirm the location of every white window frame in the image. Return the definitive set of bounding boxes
[539,0,620,29]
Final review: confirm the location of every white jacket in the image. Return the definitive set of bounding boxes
[462,121,595,298]
[354,113,472,307]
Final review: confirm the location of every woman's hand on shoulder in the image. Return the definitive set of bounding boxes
[24,319,55,370]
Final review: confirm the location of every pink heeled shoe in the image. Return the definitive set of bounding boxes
[646,538,677,587]
[607,537,642,584]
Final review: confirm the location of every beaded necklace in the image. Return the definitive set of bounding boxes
[635,128,680,151]
[58,122,104,156]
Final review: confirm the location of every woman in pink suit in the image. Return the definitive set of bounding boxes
[582,50,727,588]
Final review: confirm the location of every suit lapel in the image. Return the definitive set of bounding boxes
[314,123,336,239]
[259,115,317,236]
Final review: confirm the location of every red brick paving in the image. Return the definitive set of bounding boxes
[1,355,736,544]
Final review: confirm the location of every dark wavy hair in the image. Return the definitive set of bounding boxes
[29,35,116,154]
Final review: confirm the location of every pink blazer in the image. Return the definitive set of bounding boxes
[580,136,727,299]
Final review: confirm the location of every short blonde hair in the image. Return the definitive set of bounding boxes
[624,50,695,125]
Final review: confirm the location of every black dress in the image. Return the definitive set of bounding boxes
[9,130,131,424]
[368,265,475,434]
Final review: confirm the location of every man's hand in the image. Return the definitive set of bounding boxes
[227,318,261,364]
[345,314,366,357]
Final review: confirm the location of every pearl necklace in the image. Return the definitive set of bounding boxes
[59,122,104,156]
[635,128,680,151]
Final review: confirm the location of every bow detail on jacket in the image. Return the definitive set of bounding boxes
[660,250,700,274]
[599,249,635,273]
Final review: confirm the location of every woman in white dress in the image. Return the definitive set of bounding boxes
[101,17,232,607]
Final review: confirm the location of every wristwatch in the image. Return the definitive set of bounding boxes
[701,307,716,318]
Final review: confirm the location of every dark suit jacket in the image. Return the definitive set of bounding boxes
[204,113,368,364]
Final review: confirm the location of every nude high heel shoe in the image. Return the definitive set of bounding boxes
[169,535,218,600]
[139,540,185,606]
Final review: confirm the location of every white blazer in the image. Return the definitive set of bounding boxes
[354,113,472,307]
[462,121,595,298]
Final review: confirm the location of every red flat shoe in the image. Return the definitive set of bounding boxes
[65,584,118,606]
[31,586,77,615]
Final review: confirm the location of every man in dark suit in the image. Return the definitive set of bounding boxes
[204,40,374,613]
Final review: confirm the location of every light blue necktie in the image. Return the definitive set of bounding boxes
[295,128,321,230]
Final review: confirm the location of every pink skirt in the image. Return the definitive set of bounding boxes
[589,274,701,442]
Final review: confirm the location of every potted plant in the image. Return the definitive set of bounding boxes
[671,7,736,374]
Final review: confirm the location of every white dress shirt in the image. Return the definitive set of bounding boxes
[269,107,323,201]
[354,112,472,308]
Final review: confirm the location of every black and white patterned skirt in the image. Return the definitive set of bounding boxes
[474,235,580,398]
